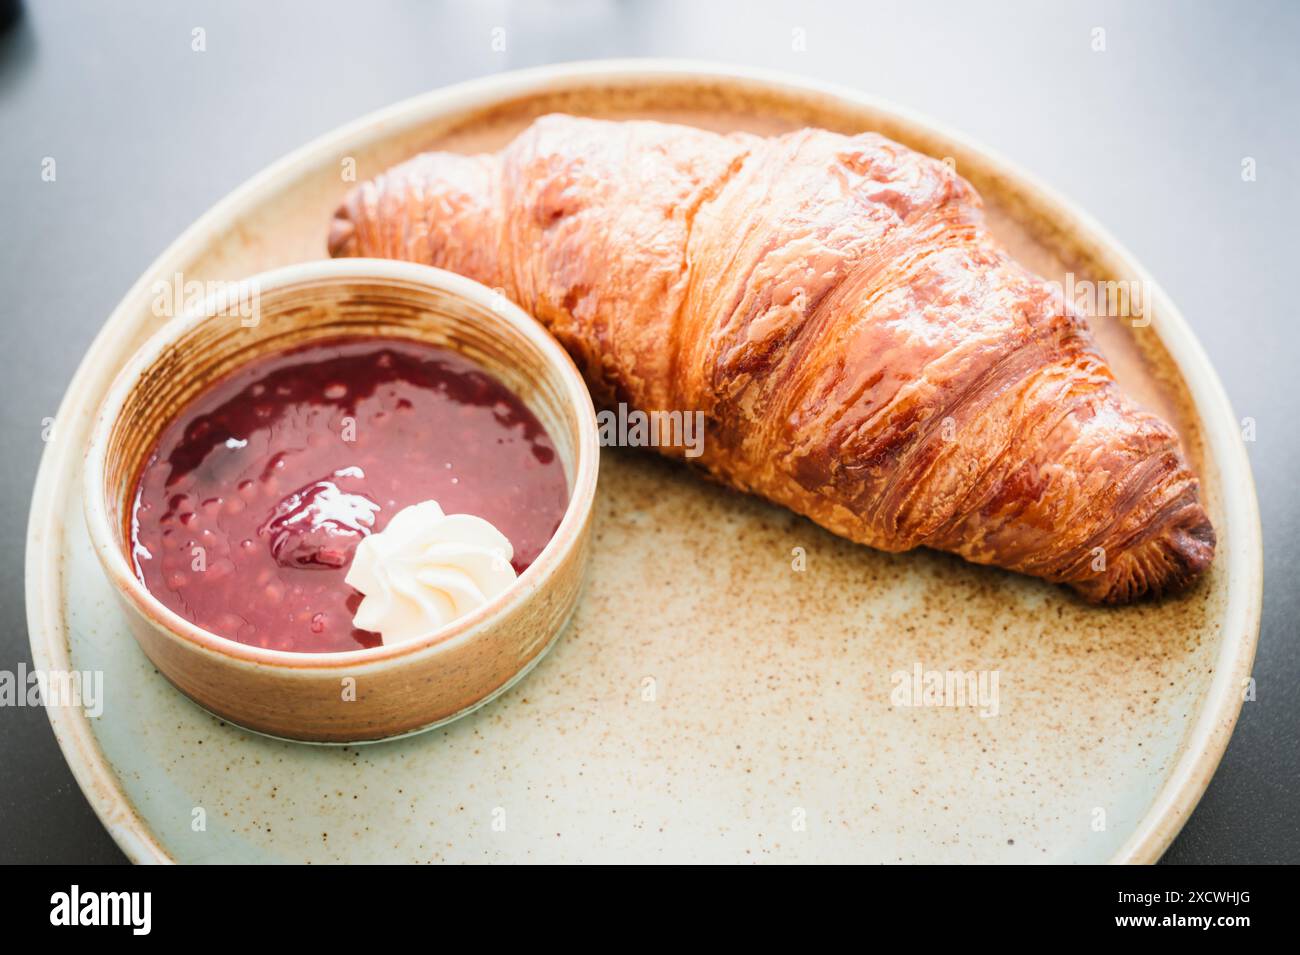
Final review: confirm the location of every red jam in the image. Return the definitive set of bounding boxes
[130,338,569,652]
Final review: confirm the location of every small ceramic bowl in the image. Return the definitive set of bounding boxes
[84,259,599,743]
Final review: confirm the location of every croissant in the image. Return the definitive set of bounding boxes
[328,114,1214,603]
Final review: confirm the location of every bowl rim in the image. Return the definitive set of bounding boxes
[81,257,600,670]
[29,58,1262,864]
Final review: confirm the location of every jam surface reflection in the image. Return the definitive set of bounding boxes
[130,338,569,652]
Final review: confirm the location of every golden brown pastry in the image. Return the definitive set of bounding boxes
[328,114,1214,602]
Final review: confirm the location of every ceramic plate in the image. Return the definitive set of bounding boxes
[26,61,1261,863]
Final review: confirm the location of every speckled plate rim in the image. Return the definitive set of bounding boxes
[25,59,1262,865]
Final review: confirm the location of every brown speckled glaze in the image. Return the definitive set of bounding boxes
[83,262,599,743]
[28,63,1259,863]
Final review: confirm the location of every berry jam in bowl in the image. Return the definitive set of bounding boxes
[84,260,599,743]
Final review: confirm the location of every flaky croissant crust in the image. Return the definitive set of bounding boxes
[329,115,1215,603]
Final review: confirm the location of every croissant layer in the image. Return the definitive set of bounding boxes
[329,115,1215,603]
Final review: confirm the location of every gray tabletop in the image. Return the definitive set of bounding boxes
[2,0,1295,864]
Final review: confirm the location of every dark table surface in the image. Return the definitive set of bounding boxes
[2,0,1296,864]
